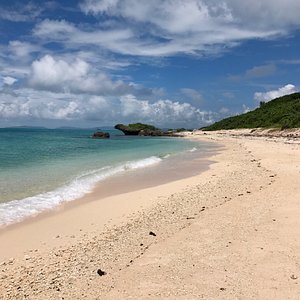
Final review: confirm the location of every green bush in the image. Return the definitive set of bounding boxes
[203,92,300,131]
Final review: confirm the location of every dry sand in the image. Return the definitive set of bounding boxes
[0,129,300,299]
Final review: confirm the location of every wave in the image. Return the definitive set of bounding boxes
[0,156,162,226]
[188,147,198,152]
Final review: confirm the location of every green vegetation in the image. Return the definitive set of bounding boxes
[126,123,158,131]
[203,92,300,131]
[175,128,193,132]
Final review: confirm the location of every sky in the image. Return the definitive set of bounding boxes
[0,0,300,128]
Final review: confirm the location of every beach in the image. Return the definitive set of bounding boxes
[1,130,300,299]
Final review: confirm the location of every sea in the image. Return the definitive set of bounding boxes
[0,127,215,226]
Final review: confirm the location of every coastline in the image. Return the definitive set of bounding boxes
[0,134,214,227]
[0,138,219,259]
[1,130,300,299]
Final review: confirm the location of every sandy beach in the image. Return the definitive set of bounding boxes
[1,129,300,299]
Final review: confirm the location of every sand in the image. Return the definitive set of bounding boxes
[0,129,300,299]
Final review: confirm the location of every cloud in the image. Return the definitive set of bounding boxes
[222,91,235,99]
[242,104,251,113]
[277,59,300,65]
[8,40,40,58]
[33,19,77,40]
[33,19,136,55]
[245,64,276,78]
[229,64,277,81]
[81,0,300,31]
[2,76,17,86]
[0,2,43,22]
[254,84,298,102]
[219,107,229,114]
[0,89,214,127]
[119,94,212,125]
[31,0,300,58]
[76,0,300,57]
[180,88,203,104]
[0,41,41,81]
[28,55,136,95]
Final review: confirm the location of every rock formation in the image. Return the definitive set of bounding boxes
[114,124,141,135]
[92,131,110,138]
[114,123,182,137]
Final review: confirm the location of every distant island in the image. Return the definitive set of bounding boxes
[203,92,300,131]
[4,126,47,129]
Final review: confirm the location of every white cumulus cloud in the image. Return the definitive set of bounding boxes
[119,94,211,125]
[28,55,134,95]
[254,84,298,102]
[0,88,214,127]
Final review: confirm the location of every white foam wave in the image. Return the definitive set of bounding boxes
[188,147,198,152]
[0,156,162,226]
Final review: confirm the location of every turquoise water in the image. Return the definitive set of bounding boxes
[0,128,210,226]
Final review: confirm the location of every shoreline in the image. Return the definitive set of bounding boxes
[0,137,219,228]
[1,130,300,299]
[0,138,220,260]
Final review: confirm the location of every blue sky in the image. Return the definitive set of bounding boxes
[0,0,300,128]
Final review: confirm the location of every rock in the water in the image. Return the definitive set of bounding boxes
[139,129,164,136]
[92,131,110,139]
[114,123,181,137]
[115,124,141,135]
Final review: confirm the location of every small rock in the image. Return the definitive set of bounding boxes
[92,131,110,139]
[149,231,156,237]
[97,269,106,276]
[290,274,298,280]
[220,287,226,291]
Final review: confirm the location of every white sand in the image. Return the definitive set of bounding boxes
[1,129,299,299]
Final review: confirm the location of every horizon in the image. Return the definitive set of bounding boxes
[1,0,300,128]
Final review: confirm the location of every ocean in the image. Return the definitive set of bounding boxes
[0,128,214,226]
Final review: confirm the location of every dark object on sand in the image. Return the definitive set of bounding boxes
[149,231,157,236]
[92,131,110,139]
[97,269,107,276]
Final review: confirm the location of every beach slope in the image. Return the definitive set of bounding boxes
[1,130,300,299]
